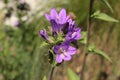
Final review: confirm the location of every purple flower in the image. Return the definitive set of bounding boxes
[62,19,75,34]
[39,29,49,41]
[45,8,69,24]
[65,28,81,41]
[14,21,20,27]
[67,19,75,32]
[54,42,77,63]
[45,8,70,34]
[50,20,62,34]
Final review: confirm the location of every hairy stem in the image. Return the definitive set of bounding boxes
[80,0,94,80]
[48,65,55,80]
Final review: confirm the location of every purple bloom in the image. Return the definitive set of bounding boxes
[62,19,75,34]
[54,42,77,63]
[14,21,20,27]
[67,19,75,32]
[65,28,81,41]
[50,20,62,34]
[45,8,69,24]
[45,8,70,34]
[39,29,49,41]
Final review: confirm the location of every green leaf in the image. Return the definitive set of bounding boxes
[94,49,112,63]
[42,76,47,80]
[87,44,96,52]
[101,0,113,13]
[67,68,80,80]
[87,44,112,63]
[91,10,119,22]
[39,41,49,48]
[79,31,87,44]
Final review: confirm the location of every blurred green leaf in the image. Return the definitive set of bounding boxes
[0,27,5,40]
[91,10,119,22]
[87,44,112,63]
[67,68,80,80]
[4,0,9,4]
[79,31,87,44]
[94,49,112,63]
[39,41,49,48]
[42,76,47,80]
[101,0,113,13]
[87,43,96,52]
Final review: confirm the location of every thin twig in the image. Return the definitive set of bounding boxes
[80,0,94,80]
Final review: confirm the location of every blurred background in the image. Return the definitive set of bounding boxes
[0,0,120,80]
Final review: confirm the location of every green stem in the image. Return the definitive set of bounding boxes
[48,65,55,80]
[80,0,94,80]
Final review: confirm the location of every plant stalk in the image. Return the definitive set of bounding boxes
[48,65,55,80]
[80,0,94,80]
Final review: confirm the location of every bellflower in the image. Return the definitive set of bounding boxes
[65,28,81,42]
[54,42,77,63]
[39,29,49,41]
[45,8,70,34]
[67,19,75,32]
[62,19,75,34]
[39,8,82,64]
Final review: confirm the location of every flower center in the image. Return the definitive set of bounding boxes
[58,47,66,55]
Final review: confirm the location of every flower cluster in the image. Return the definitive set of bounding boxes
[39,8,81,63]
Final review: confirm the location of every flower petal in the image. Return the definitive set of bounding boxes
[56,54,63,63]
[62,41,70,46]
[65,28,81,41]
[67,46,77,55]
[45,14,51,21]
[39,29,49,40]
[50,8,58,19]
[59,8,66,18]
[63,54,71,61]
[67,19,72,23]
[54,45,60,54]
[59,8,66,24]
[65,32,73,41]
[66,15,70,21]
[74,28,81,40]
[75,28,81,32]
[60,54,65,59]
[75,33,81,40]
[50,20,61,33]
[71,21,75,25]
